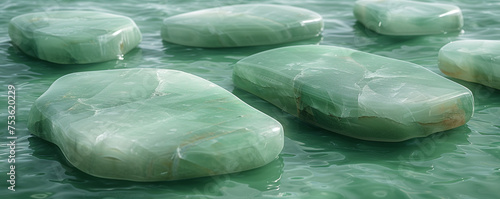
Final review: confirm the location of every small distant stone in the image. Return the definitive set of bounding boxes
[8,11,142,64]
[27,68,284,181]
[353,0,463,35]
[438,40,500,90]
[161,4,324,47]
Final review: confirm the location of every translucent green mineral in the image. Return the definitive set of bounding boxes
[161,4,324,48]
[27,68,284,181]
[233,45,474,142]
[438,40,500,90]
[353,0,463,35]
[8,11,142,64]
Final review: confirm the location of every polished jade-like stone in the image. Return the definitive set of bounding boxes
[27,68,283,181]
[161,4,323,48]
[353,0,463,35]
[439,40,500,90]
[233,45,474,142]
[8,11,142,64]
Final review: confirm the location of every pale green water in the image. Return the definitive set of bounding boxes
[1,0,500,198]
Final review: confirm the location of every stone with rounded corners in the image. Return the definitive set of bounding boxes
[438,40,500,90]
[27,68,284,181]
[353,0,463,35]
[233,45,474,142]
[8,11,142,64]
[161,4,324,48]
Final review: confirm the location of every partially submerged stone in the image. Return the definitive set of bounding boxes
[353,0,463,35]
[161,4,323,48]
[9,11,142,64]
[439,40,500,90]
[233,45,474,142]
[27,68,283,181]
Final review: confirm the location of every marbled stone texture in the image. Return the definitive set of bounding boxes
[354,0,463,35]
[161,4,323,47]
[439,40,500,90]
[28,68,284,181]
[9,11,142,64]
[233,45,474,142]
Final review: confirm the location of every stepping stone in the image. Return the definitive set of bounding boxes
[9,11,142,64]
[439,40,500,90]
[353,0,463,35]
[233,45,474,142]
[161,4,324,47]
[27,68,283,181]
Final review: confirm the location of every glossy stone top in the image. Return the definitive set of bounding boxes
[354,0,463,35]
[233,45,474,141]
[28,68,284,181]
[439,40,500,90]
[9,11,142,64]
[161,4,324,47]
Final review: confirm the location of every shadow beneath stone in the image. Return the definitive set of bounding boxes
[4,41,144,78]
[28,129,285,197]
[352,21,462,52]
[232,87,472,165]
[161,35,323,63]
[352,21,418,47]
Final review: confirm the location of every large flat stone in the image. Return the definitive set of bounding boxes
[161,4,324,47]
[9,11,142,64]
[233,45,474,142]
[27,68,284,181]
[438,40,500,90]
[353,0,463,35]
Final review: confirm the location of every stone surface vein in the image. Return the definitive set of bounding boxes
[233,45,474,141]
[28,68,284,181]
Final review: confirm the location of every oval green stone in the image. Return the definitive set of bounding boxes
[161,4,324,48]
[233,45,474,142]
[438,40,500,90]
[8,11,142,64]
[354,0,463,35]
[27,68,284,181]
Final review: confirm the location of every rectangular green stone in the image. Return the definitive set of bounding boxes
[438,40,500,90]
[233,45,474,142]
[161,4,323,47]
[354,0,463,35]
[8,11,142,64]
[28,68,284,181]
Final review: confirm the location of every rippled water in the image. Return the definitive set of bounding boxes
[1,0,500,198]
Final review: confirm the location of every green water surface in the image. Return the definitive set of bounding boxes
[1,0,500,198]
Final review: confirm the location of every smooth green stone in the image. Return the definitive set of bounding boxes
[353,0,463,36]
[438,40,500,90]
[161,4,324,48]
[8,11,142,64]
[27,68,284,181]
[233,45,474,142]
